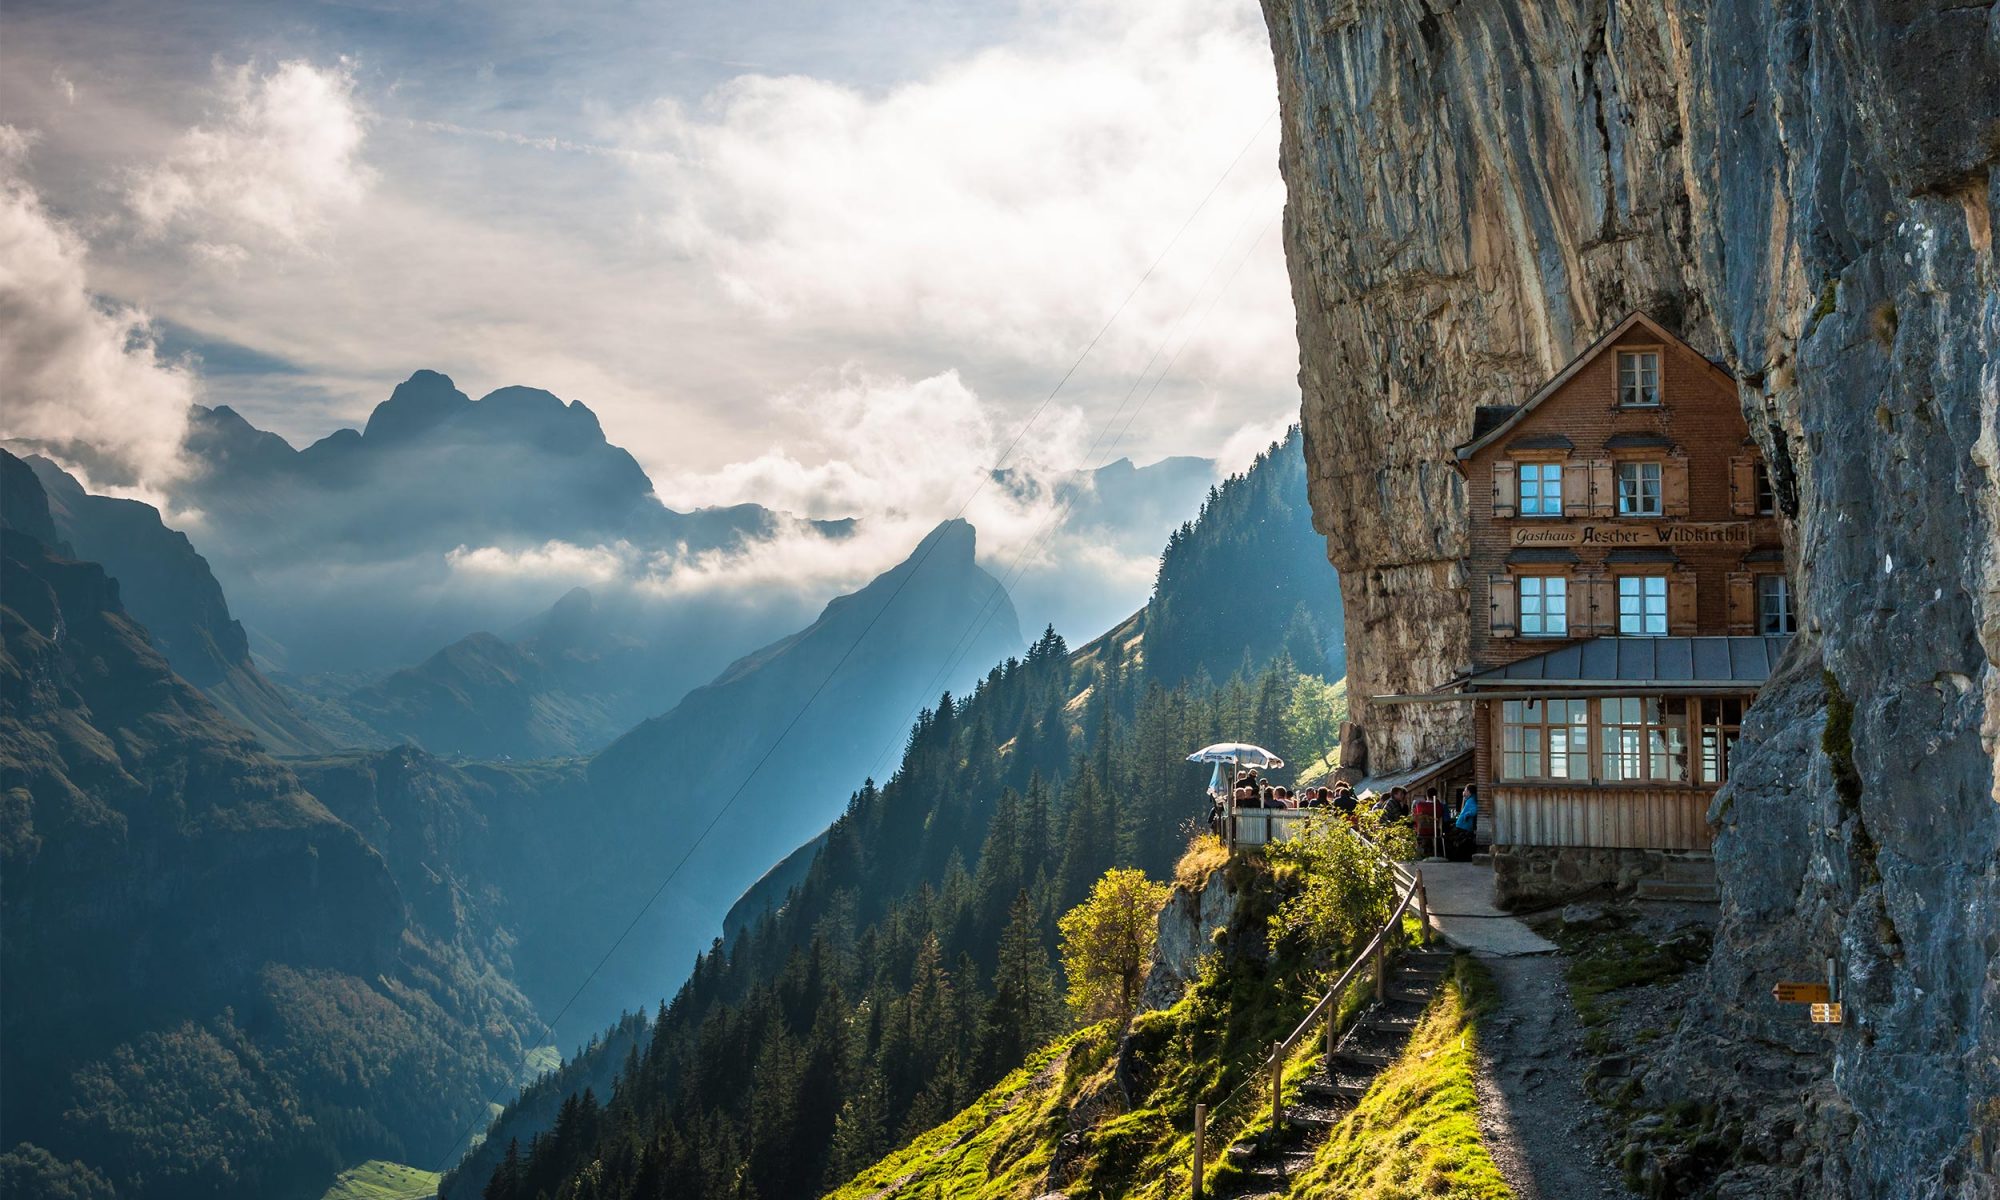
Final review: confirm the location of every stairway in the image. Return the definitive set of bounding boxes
[1213,948,1456,1199]
[1632,854,1718,903]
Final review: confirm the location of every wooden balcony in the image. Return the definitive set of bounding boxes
[1491,784,1713,850]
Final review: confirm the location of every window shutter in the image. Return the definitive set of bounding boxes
[1587,459,1615,517]
[1567,573,1593,633]
[1562,461,1589,516]
[1489,575,1517,638]
[1662,457,1691,517]
[1492,461,1517,518]
[1729,456,1758,516]
[1726,572,1756,634]
[1578,571,1615,635]
[1668,569,1698,634]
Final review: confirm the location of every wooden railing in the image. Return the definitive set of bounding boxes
[1187,860,1430,1198]
[1224,805,1317,849]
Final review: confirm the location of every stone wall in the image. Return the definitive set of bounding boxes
[1258,0,1998,1193]
[1492,844,1667,908]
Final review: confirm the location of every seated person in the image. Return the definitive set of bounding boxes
[1302,786,1332,809]
[1445,785,1480,861]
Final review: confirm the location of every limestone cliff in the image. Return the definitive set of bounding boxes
[1258,0,1998,1194]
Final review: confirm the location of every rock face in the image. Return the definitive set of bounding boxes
[1258,0,1997,1193]
[1140,867,1241,1012]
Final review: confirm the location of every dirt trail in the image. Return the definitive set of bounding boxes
[1474,955,1629,1200]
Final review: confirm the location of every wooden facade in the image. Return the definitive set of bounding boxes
[1447,313,1792,853]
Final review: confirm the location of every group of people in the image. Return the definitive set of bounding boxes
[1212,770,1483,862]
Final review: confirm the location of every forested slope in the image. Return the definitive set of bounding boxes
[444,432,1345,1200]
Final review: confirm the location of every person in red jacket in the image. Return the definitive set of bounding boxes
[1410,788,1443,858]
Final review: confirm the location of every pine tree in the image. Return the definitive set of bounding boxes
[981,889,1060,1074]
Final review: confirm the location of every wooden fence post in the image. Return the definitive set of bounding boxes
[1192,1102,1206,1199]
[1270,1045,1284,1129]
[1417,872,1430,946]
[1374,941,1387,1003]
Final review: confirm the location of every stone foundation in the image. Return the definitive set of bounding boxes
[1492,844,1668,908]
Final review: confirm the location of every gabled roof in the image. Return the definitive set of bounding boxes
[1454,312,1735,461]
[1464,635,1791,689]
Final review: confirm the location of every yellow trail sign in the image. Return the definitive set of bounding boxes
[1772,982,1831,1004]
[1810,1002,1844,1025]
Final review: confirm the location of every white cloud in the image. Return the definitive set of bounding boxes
[610,0,1291,383]
[444,540,633,585]
[127,59,370,253]
[0,128,196,494]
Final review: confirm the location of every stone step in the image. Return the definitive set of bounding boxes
[1659,857,1717,884]
[1335,1048,1395,1068]
[1633,879,1719,902]
[1302,1076,1370,1100]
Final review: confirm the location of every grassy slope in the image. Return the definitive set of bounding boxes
[1288,956,1513,1200]
[826,1034,1102,1200]
[825,846,1454,1200]
[320,1160,440,1200]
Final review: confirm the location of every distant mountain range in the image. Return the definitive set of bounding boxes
[1,449,1023,1200]
[22,454,332,755]
[5,372,1215,761]
[0,452,533,1200]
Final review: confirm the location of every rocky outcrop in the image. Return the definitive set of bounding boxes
[1259,0,1997,1193]
[1140,866,1241,1012]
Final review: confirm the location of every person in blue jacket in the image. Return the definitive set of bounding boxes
[1447,784,1480,861]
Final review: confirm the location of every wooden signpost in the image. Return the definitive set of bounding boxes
[1773,959,1842,1024]
[1771,981,1830,1005]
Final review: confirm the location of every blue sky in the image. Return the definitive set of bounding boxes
[1,0,1294,539]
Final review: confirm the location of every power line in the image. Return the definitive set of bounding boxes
[429,106,1283,1179]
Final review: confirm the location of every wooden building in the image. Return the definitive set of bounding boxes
[1400,312,1793,901]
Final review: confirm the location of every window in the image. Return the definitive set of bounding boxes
[1617,351,1661,406]
[1519,576,1568,637]
[1754,462,1776,515]
[1598,697,1688,782]
[1617,461,1662,516]
[1699,698,1744,785]
[1500,699,1590,781]
[1518,462,1564,516]
[1617,576,1668,636]
[1758,574,1795,635]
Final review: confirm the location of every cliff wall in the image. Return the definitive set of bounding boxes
[1258,0,1998,1193]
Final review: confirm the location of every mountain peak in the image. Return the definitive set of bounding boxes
[911,517,977,565]
[363,370,473,442]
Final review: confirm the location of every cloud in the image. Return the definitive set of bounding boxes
[0,128,196,494]
[610,0,1291,381]
[127,59,370,253]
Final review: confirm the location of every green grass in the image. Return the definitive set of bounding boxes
[320,1160,440,1200]
[824,1032,1099,1200]
[1287,957,1514,1200]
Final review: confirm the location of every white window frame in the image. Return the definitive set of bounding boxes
[1519,575,1568,637]
[1597,697,1689,783]
[1617,350,1661,407]
[1616,461,1663,517]
[1499,698,1590,781]
[1758,574,1795,635]
[1517,462,1564,517]
[1617,575,1668,637]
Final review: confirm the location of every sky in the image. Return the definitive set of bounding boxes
[0,0,1298,524]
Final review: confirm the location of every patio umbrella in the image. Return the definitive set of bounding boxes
[1186,742,1283,769]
